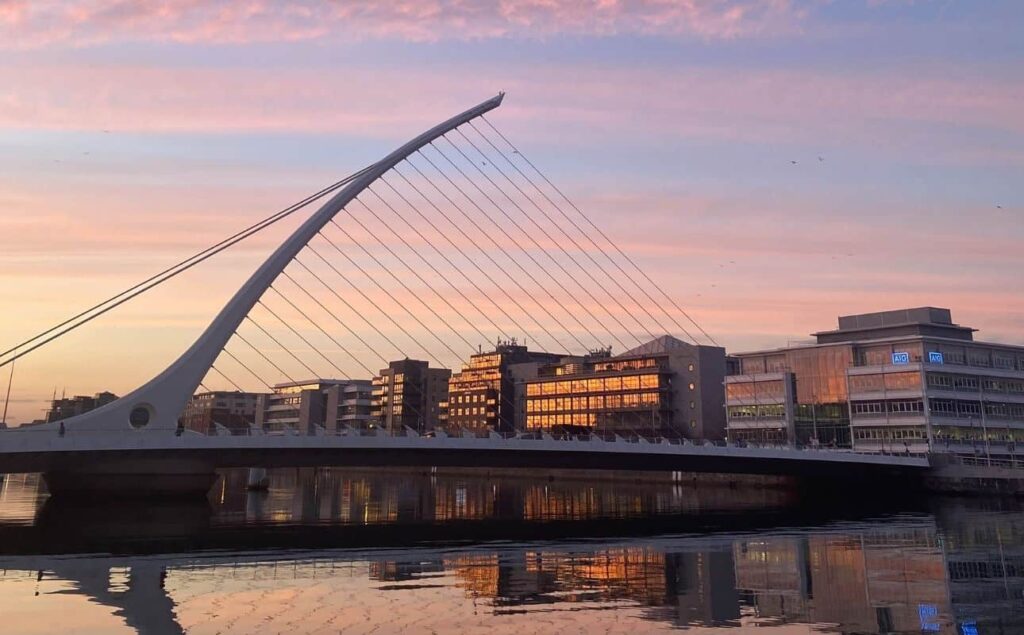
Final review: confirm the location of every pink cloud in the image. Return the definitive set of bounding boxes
[2,61,1020,169]
[0,1,805,48]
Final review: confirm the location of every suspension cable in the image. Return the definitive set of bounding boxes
[245,312,322,380]
[262,289,352,380]
[220,347,274,390]
[460,124,661,345]
[208,364,244,392]
[415,148,595,352]
[0,165,374,369]
[314,231,450,368]
[438,135,631,352]
[363,185,514,344]
[349,196,500,347]
[385,168,567,353]
[292,254,407,358]
[233,330,298,385]
[481,115,718,346]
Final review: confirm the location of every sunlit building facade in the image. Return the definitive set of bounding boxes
[447,340,563,433]
[371,359,451,434]
[726,307,1024,453]
[522,335,727,440]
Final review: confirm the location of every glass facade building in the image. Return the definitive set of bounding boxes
[522,335,727,440]
[447,340,563,434]
[726,307,1024,454]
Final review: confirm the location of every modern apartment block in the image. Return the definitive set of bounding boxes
[371,359,451,434]
[726,307,1024,454]
[256,378,373,433]
[180,390,264,435]
[45,391,118,422]
[521,335,727,440]
[447,340,563,433]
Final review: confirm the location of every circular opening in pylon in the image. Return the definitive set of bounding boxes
[129,404,153,429]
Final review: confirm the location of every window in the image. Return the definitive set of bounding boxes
[888,400,924,415]
[994,355,1015,370]
[984,379,1006,393]
[849,375,884,393]
[952,376,979,391]
[765,356,787,372]
[968,350,991,367]
[956,401,981,417]
[885,373,921,390]
[941,348,966,365]
[737,360,761,374]
[852,402,884,416]
[927,374,952,389]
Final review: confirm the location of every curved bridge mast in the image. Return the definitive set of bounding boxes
[48,93,504,436]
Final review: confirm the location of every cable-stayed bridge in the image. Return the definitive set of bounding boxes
[0,94,931,495]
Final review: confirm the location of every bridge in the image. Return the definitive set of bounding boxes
[0,426,929,495]
[0,92,950,496]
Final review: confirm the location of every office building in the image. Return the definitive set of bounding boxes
[371,359,451,434]
[725,307,1024,453]
[522,335,727,440]
[180,390,264,435]
[447,340,563,433]
[45,391,118,422]
[256,378,372,433]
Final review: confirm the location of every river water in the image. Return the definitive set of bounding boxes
[0,469,1020,634]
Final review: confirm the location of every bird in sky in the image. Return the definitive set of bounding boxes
[996,204,1003,209]
[790,160,797,165]
[818,156,825,162]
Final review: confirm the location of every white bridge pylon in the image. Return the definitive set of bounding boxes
[35,94,507,435]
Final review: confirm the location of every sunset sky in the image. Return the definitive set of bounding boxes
[1,1,1022,423]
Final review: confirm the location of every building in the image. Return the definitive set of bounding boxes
[371,359,450,434]
[521,335,727,440]
[725,307,1024,453]
[180,390,264,435]
[45,391,118,422]
[447,340,563,433]
[256,379,372,433]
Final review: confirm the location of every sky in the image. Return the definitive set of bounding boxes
[1,0,1022,423]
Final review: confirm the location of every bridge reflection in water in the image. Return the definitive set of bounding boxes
[0,471,1022,635]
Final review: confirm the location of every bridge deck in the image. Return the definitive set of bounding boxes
[0,428,929,480]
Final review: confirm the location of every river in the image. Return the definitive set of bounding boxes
[0,469,1020,634]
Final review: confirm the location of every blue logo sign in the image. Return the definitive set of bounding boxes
[892,352,910,365]
[961,621,978,635]
[919,604,940,632]
[929,351,944,364]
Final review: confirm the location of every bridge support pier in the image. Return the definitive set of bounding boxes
[43,456,218,499]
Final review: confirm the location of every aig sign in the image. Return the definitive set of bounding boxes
[928,351,944,364]
[891,352,910,365]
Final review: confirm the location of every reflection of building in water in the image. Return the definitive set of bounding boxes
[444,549,669,608]
[733,527,955,634]
[664,551,740,626]
[369,560,445,582]
[939,502,1024,633]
